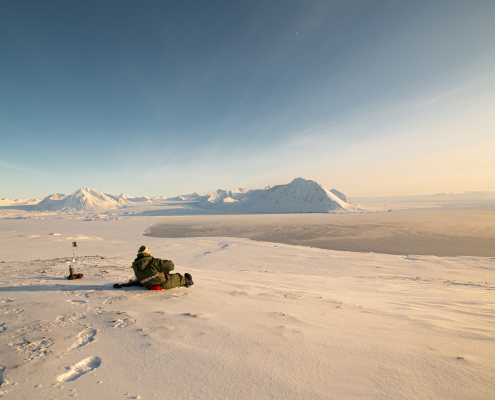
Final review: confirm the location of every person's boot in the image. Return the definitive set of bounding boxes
[184,273,194,287]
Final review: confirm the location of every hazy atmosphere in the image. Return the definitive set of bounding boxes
[2,0,494,199]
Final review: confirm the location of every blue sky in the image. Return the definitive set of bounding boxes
[1,0,494,199]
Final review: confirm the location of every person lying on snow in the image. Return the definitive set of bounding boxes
[132,245,194,290]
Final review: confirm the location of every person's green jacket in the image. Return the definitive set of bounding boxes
[132,254,175,288]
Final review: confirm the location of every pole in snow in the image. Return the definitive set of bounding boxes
[72,242,77,262]
[68,242,83,279]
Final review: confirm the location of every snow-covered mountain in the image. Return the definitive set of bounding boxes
[33,193,68,210]
[106,193,151,203]
[34,189,122,211]
[168,193,203,201]
[199,188,251,204]
[197,178,362,213]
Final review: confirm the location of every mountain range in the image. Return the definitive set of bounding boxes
[12,178,360,213]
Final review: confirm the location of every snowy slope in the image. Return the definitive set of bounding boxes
[198,178,362,213]
[168,193,203,201]
[199,188,251,204]
[330,189,353,204]
[33,193,68,210]
[0,218,493,399]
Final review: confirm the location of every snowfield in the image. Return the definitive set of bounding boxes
[0,217,494,399]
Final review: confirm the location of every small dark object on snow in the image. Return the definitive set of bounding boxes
[185,273,194,287]
[113,279,142,289]
[67,273,83,280]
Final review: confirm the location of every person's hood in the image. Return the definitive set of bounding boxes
[132,255,152,271]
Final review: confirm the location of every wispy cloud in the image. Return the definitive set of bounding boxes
[0,161,49,177]
[414,75,494,108]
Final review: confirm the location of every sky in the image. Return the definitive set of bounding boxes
[1,0,494,199]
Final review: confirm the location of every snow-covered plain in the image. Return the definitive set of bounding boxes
[145,207,495,257]
[1,178,494,399]
[0,213,494,399]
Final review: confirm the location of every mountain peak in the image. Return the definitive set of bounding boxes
[35,188,120,211]
[198,178,361,213]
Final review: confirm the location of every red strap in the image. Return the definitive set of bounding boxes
[149,285,163,290]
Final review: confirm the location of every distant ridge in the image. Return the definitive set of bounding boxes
[168,193,202,201]
[0,198,41,206]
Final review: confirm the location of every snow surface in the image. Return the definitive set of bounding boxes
[0,217,494,399]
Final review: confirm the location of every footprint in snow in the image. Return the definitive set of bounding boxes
[67,300,87,305]
[181,313,204,318]
[272,312,301,322]
[284,293,304,299]
[10,338,54,360]
[111,313,136,328]
[67,327,97,352]
[54,313,86,325]
[75,292,92,298]
[57,356,102,382]
[230,291,248,296]
[0,366,7,387]
[102,296,124,305]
